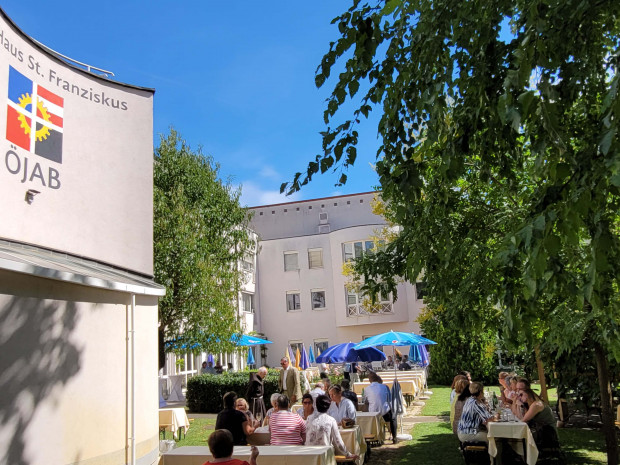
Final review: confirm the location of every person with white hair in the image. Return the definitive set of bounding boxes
[246,366,268,422]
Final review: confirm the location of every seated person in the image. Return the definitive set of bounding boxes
[511,377,531,417]
[310,381,326,403]
[516,388,560,450]
[296,393,315,420]
[320,372,331,392]
[451,379,470,435]
[235,397,259,428]
[398,355,412,371]
[385,355,394,369]
[215,392,255,446]
[306,395,358,460]
[457,382,495,443]
[327,384,356,423]
[262,393,280,427]
[269,394,306,445]
[204,429,259,465]
[340,379,359,410]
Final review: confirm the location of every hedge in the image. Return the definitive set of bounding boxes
[186,370,281,413]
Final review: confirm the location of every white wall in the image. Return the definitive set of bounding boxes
[250,192,425,367]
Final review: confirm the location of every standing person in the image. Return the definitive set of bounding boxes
[269,395,306,445]
[245,366,268,422]
[364,372,398,444]
[278,357,302,404]
[203,429,259,465]
[215,392,255,445]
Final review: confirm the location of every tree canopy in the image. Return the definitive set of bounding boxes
[154,129,255,369]
[281,0,619,461]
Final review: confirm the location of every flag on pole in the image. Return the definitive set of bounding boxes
[295,347,301,369]
[308,345,316,364]
[284,347,291,364]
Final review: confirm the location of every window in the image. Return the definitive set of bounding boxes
[241,259,254,282]
[289,341,303,360]
[286,291,301,311]
[416,282,427,300]
[284,251,298,271]
[308,248,323,269]
[319,212,328,223]
[346,287,393,316]
[241,292,254,313]
[314,339,329,357]
[342,240,379,262]
[311,290,326,309]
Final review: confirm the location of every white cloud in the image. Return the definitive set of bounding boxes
[238,181,301,207]
[258,166,280,180]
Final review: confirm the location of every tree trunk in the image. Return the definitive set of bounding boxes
[534,345,548,403]
[158,327,166,371]
[594,341,618,465]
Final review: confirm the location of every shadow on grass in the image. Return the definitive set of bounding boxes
[558,428,607,464]
[399,422,464,465]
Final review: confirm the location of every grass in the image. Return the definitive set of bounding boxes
[172,417,216,446]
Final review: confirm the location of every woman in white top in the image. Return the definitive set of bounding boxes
[306,395,358,460]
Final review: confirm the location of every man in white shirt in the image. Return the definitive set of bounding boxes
[327,385,356,423]
[364,372,398,443]
[278,358,302,404]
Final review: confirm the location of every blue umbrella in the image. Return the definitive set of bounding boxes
[316,342,386,363]
[354,331,436,350]
[308,345,316,364]
[207,354,214,364]
[247,348,256,365]
[233,334,273,346]
[409,344,430,367]
[300,344,310,370]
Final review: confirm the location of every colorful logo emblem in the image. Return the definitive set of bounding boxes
[6,66,63,163]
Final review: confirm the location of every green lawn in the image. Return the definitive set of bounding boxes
[172,417,216,446]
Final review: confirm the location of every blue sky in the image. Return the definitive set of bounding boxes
[2,1,381,206]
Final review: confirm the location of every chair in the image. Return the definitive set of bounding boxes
[534,425,566,465]
[335,455,356,464]
[459,441,490,465]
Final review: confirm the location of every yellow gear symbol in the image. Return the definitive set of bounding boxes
[16,93,51,142]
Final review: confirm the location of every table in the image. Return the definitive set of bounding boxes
[356,411,385,443]
[248,425,366,465]
[341,425,367,465]
[162,445,335,465]
[487,421,538,465]
[352,380,419,397]
[159,408,190,440]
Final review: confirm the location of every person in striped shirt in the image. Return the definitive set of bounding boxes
[457,382,495,443]
[269,394,306,445]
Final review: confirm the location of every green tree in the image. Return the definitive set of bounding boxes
[154,129,255,369]
[282,1,620,461]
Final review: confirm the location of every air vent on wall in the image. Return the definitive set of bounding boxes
[319,224,330,234]
[319,212,328,224]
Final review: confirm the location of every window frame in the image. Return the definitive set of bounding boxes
[286,290,302,312]
[283,251,299,271]
[310,289,327,310]
[308,248,324,269]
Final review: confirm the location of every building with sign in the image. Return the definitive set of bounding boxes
[248,191,426,367]
[0,8,163,465]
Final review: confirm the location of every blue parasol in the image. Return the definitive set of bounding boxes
[233,334,273,346]
[315,342,386,363]
[308,345,316,364]
[300,344,310,370]
[409,344,430,367]
[354,331,436,349]
[207,354,214,364]
[247,348,256,365]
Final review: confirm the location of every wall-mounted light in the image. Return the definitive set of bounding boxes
[25,189,40,204]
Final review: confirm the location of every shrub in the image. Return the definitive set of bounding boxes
[186,369,280,413]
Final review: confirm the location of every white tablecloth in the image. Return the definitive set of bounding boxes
[340,425,367,465]
[487,421,539,465]
[159,408,190,439]
[162,445,335,465]
[356,412,385,443]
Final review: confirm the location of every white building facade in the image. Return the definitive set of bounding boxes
[249,192,425,367]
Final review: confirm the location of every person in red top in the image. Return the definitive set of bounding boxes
[269,394,306,445]
[203,429,259,465]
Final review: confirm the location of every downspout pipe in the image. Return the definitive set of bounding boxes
[131,293,136,465]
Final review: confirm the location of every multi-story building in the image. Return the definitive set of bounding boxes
[249,191,426,367]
